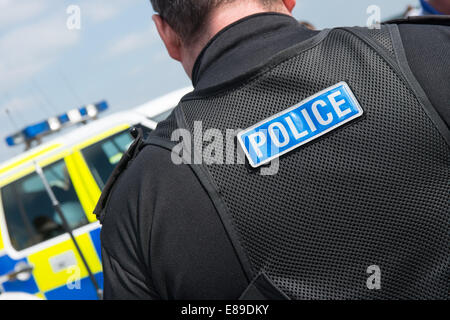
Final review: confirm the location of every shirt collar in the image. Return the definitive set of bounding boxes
[191,12,317,89]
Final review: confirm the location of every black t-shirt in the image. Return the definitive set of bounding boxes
[100,13,450,300]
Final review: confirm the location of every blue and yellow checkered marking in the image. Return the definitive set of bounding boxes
[0,254,39,295]
[0,226,103,300]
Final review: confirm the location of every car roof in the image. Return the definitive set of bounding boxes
[0,87,191,178]
[0,111,153,183]
[133,87,192,118]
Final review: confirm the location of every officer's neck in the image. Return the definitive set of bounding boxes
[180,2,293,79]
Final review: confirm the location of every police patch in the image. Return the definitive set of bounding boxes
[237,82,364,168]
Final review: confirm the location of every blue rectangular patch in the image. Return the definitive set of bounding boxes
[237,82,364,168]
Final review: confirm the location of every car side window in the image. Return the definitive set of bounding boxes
[1,160,88,251]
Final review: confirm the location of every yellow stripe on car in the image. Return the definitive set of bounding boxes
[0,144,62,176]
[0,225,4,251]
[65,152,101,223]
[0,150,70,189]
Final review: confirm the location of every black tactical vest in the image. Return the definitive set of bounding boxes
[97,21,450,299]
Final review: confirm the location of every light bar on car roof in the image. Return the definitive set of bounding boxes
[5,101,109,147]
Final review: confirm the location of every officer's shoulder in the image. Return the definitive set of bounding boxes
[125,108,181,173]
[124,108,190,184]
[95,112,182,222]
[130,142,180,177]
[146,109,180,145]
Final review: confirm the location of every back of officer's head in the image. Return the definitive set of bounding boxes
[150,0,296,77]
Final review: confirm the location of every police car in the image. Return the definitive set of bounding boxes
[0,87,191,300]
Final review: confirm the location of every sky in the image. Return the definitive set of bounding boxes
[0,0,418,162]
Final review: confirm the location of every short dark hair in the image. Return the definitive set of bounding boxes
[150,0,279,43]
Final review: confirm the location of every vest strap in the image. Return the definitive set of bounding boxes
[239,272,290,300]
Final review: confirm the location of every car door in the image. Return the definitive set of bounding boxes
[0,156,102,300]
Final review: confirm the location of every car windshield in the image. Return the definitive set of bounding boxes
[1,160,88,251]
[81,130,134,190]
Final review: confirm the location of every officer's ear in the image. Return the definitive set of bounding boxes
[282,0,296,13]
[152,14,182,62]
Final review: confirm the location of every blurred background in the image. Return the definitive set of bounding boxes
[0,0,419,162]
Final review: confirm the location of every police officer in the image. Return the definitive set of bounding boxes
[95,0,450,300]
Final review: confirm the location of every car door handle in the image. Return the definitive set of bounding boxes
[0,263,34,283]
